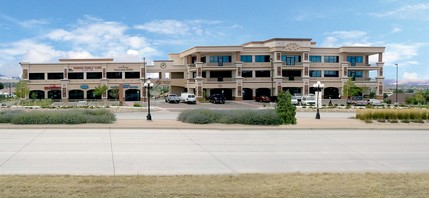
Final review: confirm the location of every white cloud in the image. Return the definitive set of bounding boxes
[134,19,226,37]
[19,19,50,28]
[383,43,421,66]
[391,27,402,33]
[322,30,370,47]
[402,72,419,80]
[371,3,429,20]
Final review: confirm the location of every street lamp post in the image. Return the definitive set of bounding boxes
[143,79,154,121]
[270,58,274,98]
[395,63,398,104]
[313,81,324,119]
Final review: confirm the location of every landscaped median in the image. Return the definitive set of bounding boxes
[356,109,429,123]
[0,109,116,124]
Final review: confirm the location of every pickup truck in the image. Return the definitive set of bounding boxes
[164,94,180,103]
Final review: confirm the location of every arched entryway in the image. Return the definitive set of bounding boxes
[87,90,101,100]
[324,87,340,99]
[255,88,271,97]
[125,89,140,101]
[29,90,45,99]
[242,88,253,100]
[48,90,61,99]
[210,88,232,100]
[108,89,119,100]
[69,90,84,100]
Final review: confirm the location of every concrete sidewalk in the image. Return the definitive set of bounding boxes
[1,117,428,130]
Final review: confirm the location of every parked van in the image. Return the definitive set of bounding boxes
[180,93,197,104]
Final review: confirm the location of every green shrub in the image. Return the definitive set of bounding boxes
[275,91,296,125]
[0,109,115,124]
[178,109,282,125]
[133,103,142,107]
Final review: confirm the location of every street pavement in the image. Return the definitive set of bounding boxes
[0,103,429,175]
[0,128,428,175]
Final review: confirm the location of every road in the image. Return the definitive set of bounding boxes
[0,128,427,175]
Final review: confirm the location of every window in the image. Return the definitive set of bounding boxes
[255,55,271,62]
[347,56,363,66]
[255,70,270,77]
[107,72,122,79]
[209,56,232,63]
[171,72,184,79]
[87,72,102,79]
[47,73,63,80]
[309,56,322,63]
[348,70,363,78]
[29,73,45,80]
[68,72,84,79]
[324,56,339,63]
[125,72,140,79]
[281,55,301,65]
[242,70,252,77]
[324,70,339,77]
[240,55,252,62]
[282,70,302,77]
[309,70,321,77]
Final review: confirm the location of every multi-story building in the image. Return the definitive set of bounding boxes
[20,38,385,101]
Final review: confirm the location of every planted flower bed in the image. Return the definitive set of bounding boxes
[356,109,429,123]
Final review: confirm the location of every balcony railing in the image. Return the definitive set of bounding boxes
[283,62,303,66]
[206,62,234,67]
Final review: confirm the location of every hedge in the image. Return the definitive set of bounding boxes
[178,109,283,125]
[356,109,429,122]
[0,109,116,124]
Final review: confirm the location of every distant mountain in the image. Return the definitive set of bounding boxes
[384,79,429,89]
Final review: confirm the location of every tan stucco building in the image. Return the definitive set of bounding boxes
[20,38,385,101]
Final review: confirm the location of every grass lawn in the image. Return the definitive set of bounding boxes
[1,173,428,197]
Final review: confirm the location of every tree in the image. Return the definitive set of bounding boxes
[109,88,119,100]
[15,81,29,99]
[93,84,108,97]
[0,82,4,90]
[275,91,296,125]
[343,78,362,98]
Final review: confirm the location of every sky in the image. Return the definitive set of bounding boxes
[0,0,428,81]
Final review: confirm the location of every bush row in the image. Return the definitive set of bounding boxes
[356,109,429,121]
[0,109,116,124]
[177,109,283,125]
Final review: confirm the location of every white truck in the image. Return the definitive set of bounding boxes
[164,94,180,103]
[180,93,197,104]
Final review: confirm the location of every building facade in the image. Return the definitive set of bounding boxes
[20,38,385,101]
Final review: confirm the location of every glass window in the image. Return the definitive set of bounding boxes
[324,70,339,77]
[87,72,102,79]
[347,56,363,66]
[171,72,184,79]
[107,72,122,79]
[68,72,84,79]
[348,70,363,78]
[255,70,270,77]
[309,56,321,63]
[309,70,321,77]
[47,73,63,80]
[324,56,339,63]
[281,55,301,65]
[209,56,232,63]
[282,70,302,77]
[242,70,252,77]
[125,72,140,79]
[29,73,45,80]
[240,55,252,62]
[255,55,271,62]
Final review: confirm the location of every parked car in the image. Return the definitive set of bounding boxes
[208,94,226,104]
[302,94,316,106]
[291,96,300,105]
[164,94,180,103]
[369,99,383,106]
[180,93,197,104]
[255,95,271,103]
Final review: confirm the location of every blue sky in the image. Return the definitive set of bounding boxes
[1,0,428,81]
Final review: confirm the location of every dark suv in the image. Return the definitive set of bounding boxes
[208,94,226,104]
